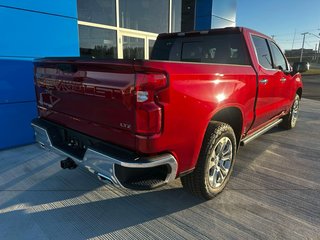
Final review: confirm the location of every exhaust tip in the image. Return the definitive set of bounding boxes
[60,157,77,170]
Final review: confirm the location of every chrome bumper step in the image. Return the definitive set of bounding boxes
[31,118,178,190]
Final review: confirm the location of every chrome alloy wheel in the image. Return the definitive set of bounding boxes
[291,96,300,127]
[208,137,233,188]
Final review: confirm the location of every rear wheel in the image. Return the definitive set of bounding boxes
[280,94,300,129]
[181,122,236,200]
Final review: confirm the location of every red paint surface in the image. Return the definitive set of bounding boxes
[34,28,303,175]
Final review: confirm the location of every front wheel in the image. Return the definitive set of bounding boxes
[181,122,236,200]
[280,94,300,130]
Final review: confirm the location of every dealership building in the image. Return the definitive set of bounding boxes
[0,0,236,149]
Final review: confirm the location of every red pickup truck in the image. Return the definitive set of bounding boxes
[32,27,307,199]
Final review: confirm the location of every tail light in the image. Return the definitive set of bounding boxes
[135,73,168,135]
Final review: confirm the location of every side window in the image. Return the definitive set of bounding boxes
[252,36,273,69]
[269,41,288,71]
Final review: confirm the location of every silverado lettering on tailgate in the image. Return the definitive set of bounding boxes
[36,77,134,109]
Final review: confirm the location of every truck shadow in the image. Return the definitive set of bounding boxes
[1,184,204,238]
[0,145,204,238]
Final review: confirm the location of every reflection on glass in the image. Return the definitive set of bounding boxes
[148,39,156,58]
[123,36,145,59]
[270,42,287,70]
[172,0,182,32]
[120,0,169,33]
[212,0,237,22]
[79,26,117,58]
[77,0,116,26]
[211,17,235,28]
[252,36,273,69]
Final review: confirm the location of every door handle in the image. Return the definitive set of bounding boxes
[259,79,268,84]
[280,77,286,82]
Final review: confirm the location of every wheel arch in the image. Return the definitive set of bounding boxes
[296,87,302,99]
[210,107,243,147]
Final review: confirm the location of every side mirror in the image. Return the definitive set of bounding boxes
[292,62,310,73]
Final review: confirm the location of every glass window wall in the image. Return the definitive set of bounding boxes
[77,0,116,26]
[79,25,117,58]
[212,0,237,22]
[77,0,183,59]
[120,0,169,33]
[148,39,156,58]
[123,36,145,59]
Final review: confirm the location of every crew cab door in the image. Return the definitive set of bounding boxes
[268,40,293,111]
[251,35,289,128]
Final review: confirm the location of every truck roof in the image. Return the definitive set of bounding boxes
[158,27,271,41]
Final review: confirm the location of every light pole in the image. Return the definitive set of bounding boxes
[308,32,320,63]
[318,42,320,63]
[300,32,308,62]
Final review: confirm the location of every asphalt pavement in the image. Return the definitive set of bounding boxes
[302,74,320,100]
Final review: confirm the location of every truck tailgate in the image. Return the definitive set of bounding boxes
[34,59,137,150]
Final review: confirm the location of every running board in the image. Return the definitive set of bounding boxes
[240,119,283,146]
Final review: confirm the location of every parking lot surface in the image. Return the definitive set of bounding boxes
[0,98,319,240]
[302,75,320,101]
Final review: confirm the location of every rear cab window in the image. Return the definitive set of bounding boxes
[151,32,250,65]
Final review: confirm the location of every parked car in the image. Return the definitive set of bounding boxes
[32,27,306,199]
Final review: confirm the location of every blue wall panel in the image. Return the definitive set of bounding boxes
[0,60,35,104]
[0,1,79,150]
[0,102,37,149]
[0,7,79,58]
[0,0,77,18]
[195,16,212,30]
[195,0,213,18]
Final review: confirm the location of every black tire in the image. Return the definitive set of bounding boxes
[181,121,237,200]
[280,94,300,130]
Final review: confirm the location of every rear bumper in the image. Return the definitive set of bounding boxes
[31,118,178,189]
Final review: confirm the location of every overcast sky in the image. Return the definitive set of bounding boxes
[236,0,320,50]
